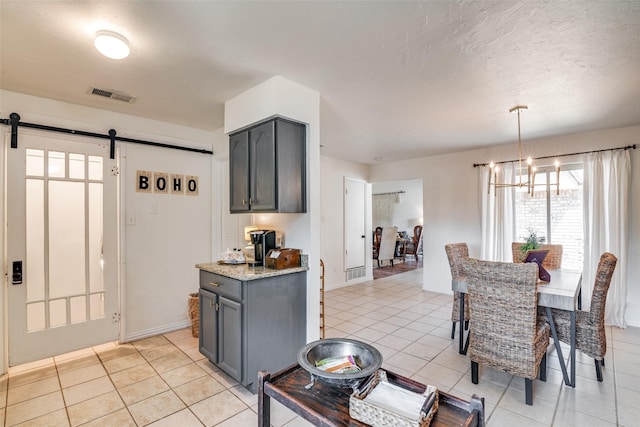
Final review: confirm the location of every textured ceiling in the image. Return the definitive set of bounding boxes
[1,1,639,164]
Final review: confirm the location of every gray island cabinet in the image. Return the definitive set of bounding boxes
[196,263,307,392]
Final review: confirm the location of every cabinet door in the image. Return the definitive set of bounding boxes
[249,121,276,211]
[217,296,242,382]
[229,131,250,212]
[274,119,306,213]
[199,289,218,363]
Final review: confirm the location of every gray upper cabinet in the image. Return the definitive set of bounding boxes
[229,118,306,213]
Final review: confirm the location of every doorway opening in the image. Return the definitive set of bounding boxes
[371,178,423,279]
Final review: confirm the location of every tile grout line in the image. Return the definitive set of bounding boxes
[126,338,194,426]
[611,332,620,427]
[93,344,140,426]
[52,359,71,427]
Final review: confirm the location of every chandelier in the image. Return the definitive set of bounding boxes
[488,105,560,196]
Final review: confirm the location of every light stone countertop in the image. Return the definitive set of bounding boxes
[196,262,308,281]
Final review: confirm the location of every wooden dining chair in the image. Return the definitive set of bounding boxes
[445,243,470,341]
[549,252,617,381]
[462,258,550,405]
[372,226,383,260]
[404,225,423,261]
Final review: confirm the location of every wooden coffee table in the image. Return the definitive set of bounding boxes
[258,364,485,427]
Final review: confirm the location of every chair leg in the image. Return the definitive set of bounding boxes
[539,352,547,382]
[471,361,479,384]
[463,331,470,355]
[377,259,380,268]
[595,359,603,382]
[601,359,605,367]
[451,322,456,339]
[525,378,533,405]
[464,320,469,331]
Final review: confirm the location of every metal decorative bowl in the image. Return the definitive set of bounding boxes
[297,338,383,389]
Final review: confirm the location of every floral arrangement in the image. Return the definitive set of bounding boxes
[520,228,546,256]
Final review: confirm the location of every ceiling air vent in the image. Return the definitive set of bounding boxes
[88,87,136,103]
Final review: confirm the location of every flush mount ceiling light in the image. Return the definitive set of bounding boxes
[94,30,130,59]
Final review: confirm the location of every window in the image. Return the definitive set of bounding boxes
[514,163,584,271]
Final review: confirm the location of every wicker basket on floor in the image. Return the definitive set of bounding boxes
[189,293,199,338]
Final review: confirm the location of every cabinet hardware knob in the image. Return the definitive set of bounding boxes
[242,198,246,206]
[215,303,220,311]
[209,282,220,287]
[209,301,213,308]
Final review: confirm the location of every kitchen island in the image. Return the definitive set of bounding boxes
[195,262,307,392]
[196,262,308,280]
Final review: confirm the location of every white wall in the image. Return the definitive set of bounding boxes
[121,143,212,339]
[370,125,640,326]
[224,76,322,342]
[1,91,216,372]
[319,156,371,289]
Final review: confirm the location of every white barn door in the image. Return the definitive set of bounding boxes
[6,131,119,366]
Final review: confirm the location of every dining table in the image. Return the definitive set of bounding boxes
[395,236,410,259]
[452,268,582,388]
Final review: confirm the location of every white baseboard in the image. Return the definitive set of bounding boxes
[624,320,640,328]
[325,275,374,291]
[123,319,191,343]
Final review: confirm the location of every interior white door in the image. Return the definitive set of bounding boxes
[6,131,119,366]
[344,177,366,269]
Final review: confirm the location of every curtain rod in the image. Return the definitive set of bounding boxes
[1,113,213,159]
[373,190,406,196]
[473,144,636,168]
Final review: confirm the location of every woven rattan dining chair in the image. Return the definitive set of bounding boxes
[445,243,470,341]
[462,259,550,405]
[549,252,617,382]
[512,242,563,270]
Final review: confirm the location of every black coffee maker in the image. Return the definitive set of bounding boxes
[249,230,276,266]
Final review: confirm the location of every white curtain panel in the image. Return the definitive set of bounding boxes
[480,163,515,261]
[583,149,630,327]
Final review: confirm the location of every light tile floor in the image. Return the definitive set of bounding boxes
[1,269,638,426]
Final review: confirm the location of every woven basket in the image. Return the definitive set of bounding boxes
[188,293,199,338]
[349,370,438,427]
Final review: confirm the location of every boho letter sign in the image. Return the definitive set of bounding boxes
[136,170,199,196]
